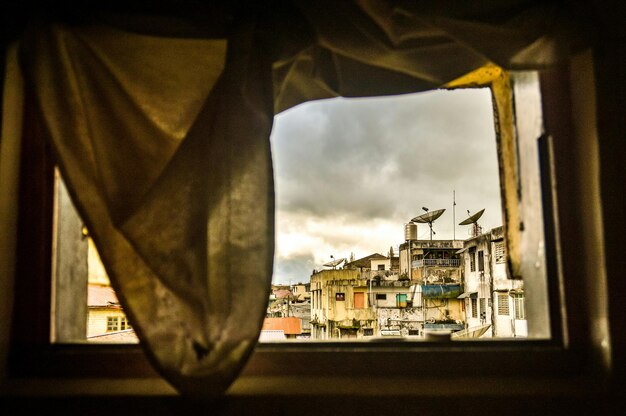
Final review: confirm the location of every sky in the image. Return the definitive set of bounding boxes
[269,88,502,285]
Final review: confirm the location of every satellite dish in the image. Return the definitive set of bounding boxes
[323,258,346,268]
[459,209,485,237]
[410,208,445,240]
[411,209,445,224]
[459,208,485,225]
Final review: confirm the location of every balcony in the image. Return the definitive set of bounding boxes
[412,259,460,268]
[421,284,463,299]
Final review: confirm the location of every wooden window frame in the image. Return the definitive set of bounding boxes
[6,62,608,397]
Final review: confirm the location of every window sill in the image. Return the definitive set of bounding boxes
[7,338,587,385]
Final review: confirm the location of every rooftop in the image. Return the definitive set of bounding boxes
[87,284,121,308]
[262,317,302,335]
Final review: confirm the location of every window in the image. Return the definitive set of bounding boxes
[43,69,550,349]
[120,317,132,330]
[363,328,374,336]
[106,316,119,332]
[512,294,526,320]
[105,316,132,333]
[479,298,486,320]
[354,292,365,309]
[3,13,616,404]
[375,294,386,300]
[396,294,407,308]
[498,292,510,315]
[471,298,478,318]
[494,241,505,263]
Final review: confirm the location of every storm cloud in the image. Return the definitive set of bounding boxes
[270,88,503,284]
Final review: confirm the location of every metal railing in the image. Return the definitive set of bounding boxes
[412,259,460,268]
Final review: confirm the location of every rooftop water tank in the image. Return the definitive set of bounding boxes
[405,223,417,241]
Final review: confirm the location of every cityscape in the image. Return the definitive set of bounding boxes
[84,215,527,342]
[263,214,526,341]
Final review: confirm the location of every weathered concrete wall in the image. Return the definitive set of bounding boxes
[377,307,422,336]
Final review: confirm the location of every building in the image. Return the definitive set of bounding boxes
[290,282,310,302]
[461,226,527,338]
[86,239,136,342]
[370,279,421,337]
[310,268,374,339]
[311,254,424,339]
[400,239,466,334]
[86,284,136,341]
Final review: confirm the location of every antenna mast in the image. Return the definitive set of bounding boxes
[453,190,456,240]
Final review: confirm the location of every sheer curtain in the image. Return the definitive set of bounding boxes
[16,0,582,396]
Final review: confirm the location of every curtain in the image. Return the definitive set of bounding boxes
[17,0,582,396]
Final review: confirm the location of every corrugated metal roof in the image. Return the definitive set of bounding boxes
[262,317,302,335]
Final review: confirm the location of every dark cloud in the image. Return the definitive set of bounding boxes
[271,89,500,219]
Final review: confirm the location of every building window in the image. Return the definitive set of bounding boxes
[376,294,386,300]
[335,293,345,301]
[354,292,365,309]
[377,264,385,271]
[478,250,485,272]
[471,298,478,318]
[106,315,132,332]
[512,294,526,320]
[396,294,407,308]
[408,330,420,336]
[469,247,476,272]
[363,328,374,336]
[120,317,132,330]
[498,292,510,315]
[494,241,506,263]
[106,316,119,332]
[479,298,486,319]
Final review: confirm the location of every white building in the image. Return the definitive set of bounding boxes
[461,226,527,338]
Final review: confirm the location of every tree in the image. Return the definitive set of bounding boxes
[388,246,394,258]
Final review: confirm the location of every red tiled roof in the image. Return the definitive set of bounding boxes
[88,284,120,308]
[262,317,302,335]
